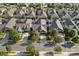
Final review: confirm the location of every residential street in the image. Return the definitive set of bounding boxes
[0,34,79,53]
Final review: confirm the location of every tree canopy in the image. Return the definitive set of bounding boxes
[26,45,39,56]
[6,45,12,52]
[46,35,52,42]
[9,28,21,42]
[29,31,40,43]
[54,35,62,43]
[69,29,77,38]
[54,46,62,53]
[72,35,79,44]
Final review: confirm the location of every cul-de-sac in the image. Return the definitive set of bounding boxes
[0,3,79,56]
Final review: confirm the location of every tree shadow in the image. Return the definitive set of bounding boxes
[2,41,16,46]
[16,52,31,56]
[44,42,55,47]
[69,53,79,56]
[62,42,74,48]
[44,52,54,56]
[20,40,32,46]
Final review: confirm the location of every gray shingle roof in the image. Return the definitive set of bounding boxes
[25,9,36,19]
[6,18,17,29]
[33,24,47,33]
[48,19,63,30]
[36,9,47,19]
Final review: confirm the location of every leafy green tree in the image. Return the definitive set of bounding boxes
[36,3,41,9]
[69,29,77,38]
[6,45,12,53]
[54,35,62,44]
[9,28,21,42]
[0,29,4,40]
[54,46,62,53]
[64,28,70,36]
[58,4,64,9]
[65,36,72,42]
[50,29,58,37]
[26,45,39,56]
[46,35,52,42]
[47,15,52,20]
[34,50,39,56]
[29,31,40,43]
[72,36,79,44]
[47,4,55,8]
[0,51,7,56]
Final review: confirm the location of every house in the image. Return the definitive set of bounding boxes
[67,10,78,18]
[0,18,3,29]
[33,19,47,34]
[16,19,26,32]
[46,8,59,19]
[5,18,17,31]
[72,13,79,20]
[63,18,77,29]
[16,22,27,33]
[16,19,26,23]
[2,18,10,24]
[2,9,10,19]
[7,8,16,17]
[16,19,33,33]
[0,8,6,15]
[14,8,25,18]
[52,9,59,19]
[36,9,47,19]
[73,18,79,30]
[61,10,71,19]
[25,8,36,19]
[56,9,66,18]
[48,19,63,32]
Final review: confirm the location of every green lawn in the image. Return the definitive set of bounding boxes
[0,33,4,40]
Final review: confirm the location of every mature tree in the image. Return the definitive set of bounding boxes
[54,35,62,44]
[64,28,70,36]
[0,28,3,34]
[50,29,58,37]
[72,35,79,44]
[36,3,42,9]
[29,31,40,43]
[69,29,77,38]
[58,4,64,9]
[47,15,52,20]
[64,28,77,38]
[26,45,39,56]
[9,28,21,42]
[54,46,62,53]
[6,45,12,53]
[0,29,4,40]
[0,51,7,56]
[65,36,72,42]
[47,4,55,8]
[46,35,52,42]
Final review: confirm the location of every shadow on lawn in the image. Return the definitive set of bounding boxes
[44,42,55,47]
[62,42,74,48]
[44,52,54,56]
[2,41,16,46]
[20,40,32,46]
[16,52,32,56]
[69,53,79,56]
